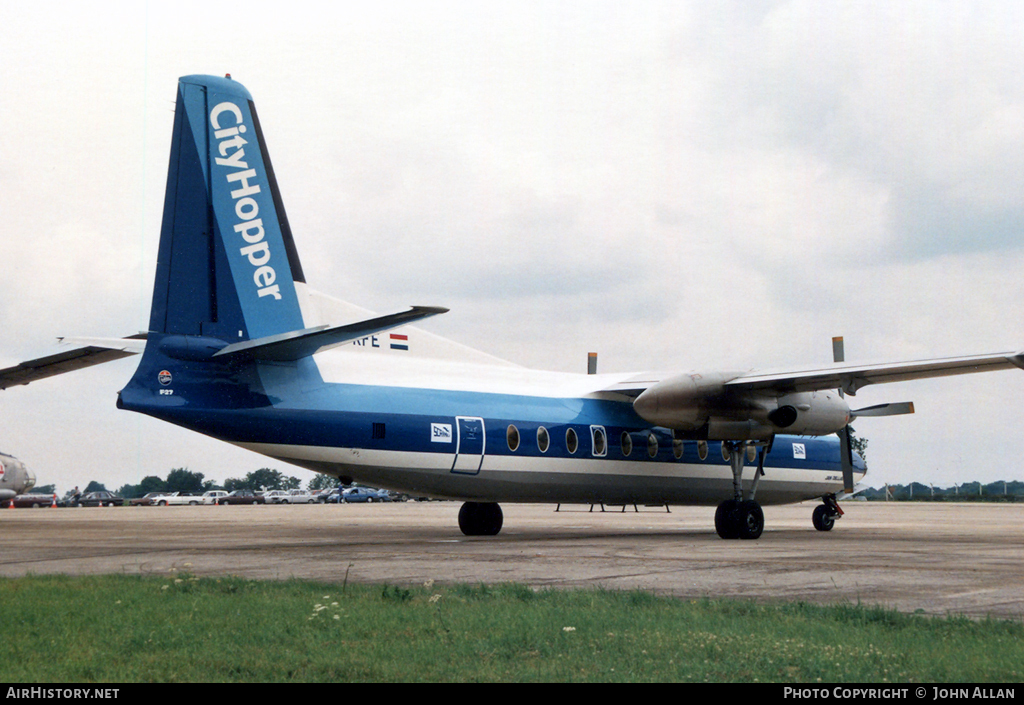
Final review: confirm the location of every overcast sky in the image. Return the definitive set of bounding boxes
[3,1,1024,494]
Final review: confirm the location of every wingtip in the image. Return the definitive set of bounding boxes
[412,306,449,315]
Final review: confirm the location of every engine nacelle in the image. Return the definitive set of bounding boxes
[634,374,852,440]
[632,372,735,430]
[766,392,851,436]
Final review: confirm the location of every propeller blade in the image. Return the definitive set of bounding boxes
[837,425,855,494]
[851,402,915,418]
[832,336,845,364]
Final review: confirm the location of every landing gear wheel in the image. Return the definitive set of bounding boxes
[716,499,764,540]
[738,500,764,540]
[812,503,835,532]
[458,502,504,536]
[715,500,740,539]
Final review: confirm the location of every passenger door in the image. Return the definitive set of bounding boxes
[450,416,486,475]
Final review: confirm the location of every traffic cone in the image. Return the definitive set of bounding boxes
[51,493,57,508]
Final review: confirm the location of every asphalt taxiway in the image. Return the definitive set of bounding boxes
[2,501,1021,618]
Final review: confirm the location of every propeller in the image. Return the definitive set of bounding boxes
[850,402,915,418]
[832,338,915,493]
[832,338,856,493]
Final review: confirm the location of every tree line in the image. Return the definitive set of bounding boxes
[63,468,340,499]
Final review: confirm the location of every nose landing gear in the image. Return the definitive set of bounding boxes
[812,494,843,531]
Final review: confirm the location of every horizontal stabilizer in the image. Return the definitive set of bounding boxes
[0,335,146,390]
[212,306,449,362]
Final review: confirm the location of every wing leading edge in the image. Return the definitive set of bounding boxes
[724,350,1024,396]
[607,351,1024,400]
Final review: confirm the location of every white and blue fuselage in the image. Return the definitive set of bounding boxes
[120,284,864,507]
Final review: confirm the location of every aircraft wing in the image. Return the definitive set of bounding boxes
[594,350,1024,402]
[724,350,1024,396]
[0,335,146,390]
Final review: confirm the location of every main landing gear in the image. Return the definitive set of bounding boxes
[812,494,844,531]
[458,501,504,536]
[714,441,768,540]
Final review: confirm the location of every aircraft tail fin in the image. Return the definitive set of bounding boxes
[149,74,306,343]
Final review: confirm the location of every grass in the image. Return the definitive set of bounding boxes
[1,573,1021,682]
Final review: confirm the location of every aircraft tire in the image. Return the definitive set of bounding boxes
[714,500,741,540]
[458,502,503,536]
[738,500,764,540]
[812,504,835,532]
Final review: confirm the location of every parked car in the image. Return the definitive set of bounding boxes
[261,490,289,504]
[6,494,56,508]
[216,490,266,505]
[76,491,124,507]
[201,490,229,505]
[155,492,204,506]
[277,489,317,504]
[130,492,169,507]
[319,488,344,503]
[311,488,334,503]
[341,487,380,503]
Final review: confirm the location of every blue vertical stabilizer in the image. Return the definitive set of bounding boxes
[149,75,305,342]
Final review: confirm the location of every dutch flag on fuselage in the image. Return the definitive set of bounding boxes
[389,334,408,351]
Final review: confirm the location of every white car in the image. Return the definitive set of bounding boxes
[201,491,228,505]
[156,492,203,506]
[277,489,317,504]
[262,490,289,504]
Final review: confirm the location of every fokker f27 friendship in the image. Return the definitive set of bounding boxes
[3,75,1022,538]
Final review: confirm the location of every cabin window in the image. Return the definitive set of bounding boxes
[537,426,550,453]
[507,425,520,452]
[591,426,607,457]
[697,440,709,461]
[566,428,578,454]
[647,432,658,458]
[721,443,731,462]
[673,439,684,460]
[621,431,633,457]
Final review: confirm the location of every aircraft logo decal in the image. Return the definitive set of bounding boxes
[210,101,283,303]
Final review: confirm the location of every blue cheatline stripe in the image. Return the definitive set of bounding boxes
[135,378,856,473]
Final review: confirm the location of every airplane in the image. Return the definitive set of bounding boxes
[3,74,1023,539]
[0,451,37,504]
